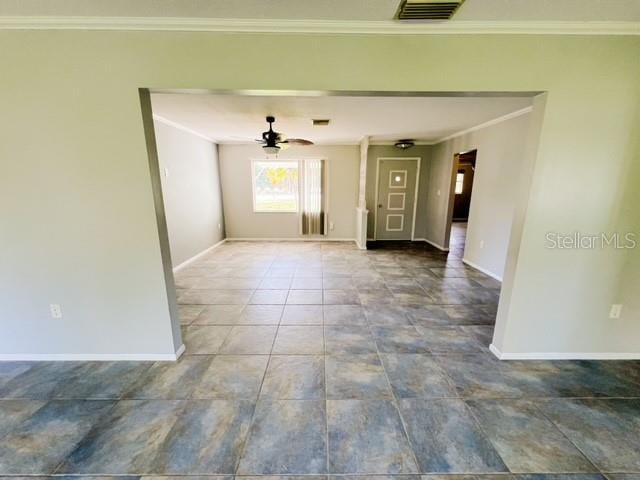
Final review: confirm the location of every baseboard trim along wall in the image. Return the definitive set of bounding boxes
[422,238,450,252]
[490,343,640,360]
[462,258,503,282]
[226,237,357,243]
[172,239,226,273]
[0,343,186,362]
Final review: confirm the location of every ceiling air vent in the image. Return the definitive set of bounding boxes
[312,119,330,126]
[396,0,465,21]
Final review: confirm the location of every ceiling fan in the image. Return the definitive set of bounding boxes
[256,116,313,154]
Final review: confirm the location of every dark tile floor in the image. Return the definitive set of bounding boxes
[1,225,639,478]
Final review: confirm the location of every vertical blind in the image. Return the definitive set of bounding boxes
[302,159,325,235]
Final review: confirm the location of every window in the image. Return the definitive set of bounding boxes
[455,171,464,194]
[252,161,299,212]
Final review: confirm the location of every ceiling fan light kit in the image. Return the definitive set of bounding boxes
[258,115,314,156]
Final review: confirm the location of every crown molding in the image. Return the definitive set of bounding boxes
[1,17,639,35]
[434,105,533,144]
[152,114,216,143]
[369,140,435,146]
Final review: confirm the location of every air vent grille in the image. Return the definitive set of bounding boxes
[312,119,330,126]
[396,0,464,21]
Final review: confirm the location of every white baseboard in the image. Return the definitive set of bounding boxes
[0,348,185,362]
[173,239,226,273]
[173,343,186,360]
[490,343,640,360]
[226,237,356,243]
[423,238,450,252]
[462,258,503,281]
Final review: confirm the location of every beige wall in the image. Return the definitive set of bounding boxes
[154,120,225,266]
[1,31,638,358]
[427,111,532,279]
[218,144,359,240]
[365,145,432,240]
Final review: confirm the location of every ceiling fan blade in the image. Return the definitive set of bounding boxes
[281,138,314,146]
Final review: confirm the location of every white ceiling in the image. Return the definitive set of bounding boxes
[1,0,639,21]
[151,93,533,145]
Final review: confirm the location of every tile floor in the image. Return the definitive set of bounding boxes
[0,225,639,479]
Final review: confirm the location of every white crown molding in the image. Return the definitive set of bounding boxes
[153,114,217,143]
[434,105,533,144]
[0,17,639,35]
[369,140,436,146]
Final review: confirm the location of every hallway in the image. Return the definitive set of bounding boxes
[0,240,638,475]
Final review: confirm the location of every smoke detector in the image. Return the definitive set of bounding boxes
[396,0,465,21]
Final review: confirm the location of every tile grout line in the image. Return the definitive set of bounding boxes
[534,399,605,475]
[322,296,330,476]
[368,311,423,474]
[232,257,280,476]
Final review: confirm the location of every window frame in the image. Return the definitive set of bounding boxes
[251,159,301,213]
[455,171,465,195]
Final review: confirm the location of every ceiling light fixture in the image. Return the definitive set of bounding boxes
[394,139,415,150]
[263,145,280,155]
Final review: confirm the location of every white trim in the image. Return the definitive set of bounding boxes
[370,140,435,146]
[1,17,639,35]
[0,347,185,362]
[174,343,186,360]
[462,258,503,282]
[172,239,226,273]
[385,214,405,232]
[374,157,421,241]
[388,170,408,189]
[226,237,356,243]
[490,343,640,360]
[435,106,533,144]
[387,192,406,211]
[355,207,368,250]
[153,114,216,143]
[423,238,450,252]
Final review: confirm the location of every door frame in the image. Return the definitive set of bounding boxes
[444,149,477,249]
[373,156,421,241]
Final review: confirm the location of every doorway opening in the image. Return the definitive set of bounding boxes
[448,149,477,257]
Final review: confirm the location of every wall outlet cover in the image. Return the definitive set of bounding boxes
[609,304,623,319]
[49,304,63,319]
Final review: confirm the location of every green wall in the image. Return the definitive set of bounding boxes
[1,30,638,357]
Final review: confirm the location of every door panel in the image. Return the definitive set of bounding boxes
[376,159,418,240]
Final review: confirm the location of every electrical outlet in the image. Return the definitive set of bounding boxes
[163,167,169,178]
[50,304,63,319]
[479,240,485,249]
[437,189,441,196]
[329,222,335,231]
[218,223,222,231]
[609,304,623,319]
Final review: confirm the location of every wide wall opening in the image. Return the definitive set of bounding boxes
[139,89,540,361]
